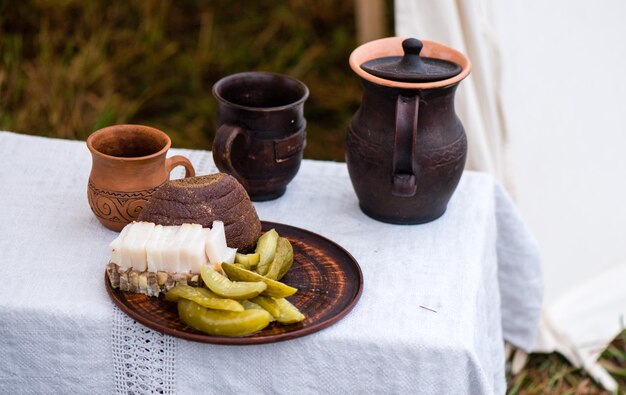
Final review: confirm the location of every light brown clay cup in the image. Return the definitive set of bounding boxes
[86,124,195,231]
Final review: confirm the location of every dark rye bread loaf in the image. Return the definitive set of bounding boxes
[137,173,262,251]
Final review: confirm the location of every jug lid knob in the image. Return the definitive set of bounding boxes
[360,38,461,82]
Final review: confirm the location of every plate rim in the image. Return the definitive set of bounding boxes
[105,220,363,345]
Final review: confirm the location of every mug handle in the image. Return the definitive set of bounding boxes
[165,155,195,178]
[392,95,419,197]
[212,124,249,187]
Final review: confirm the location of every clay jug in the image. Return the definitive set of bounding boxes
[346,37,471,224]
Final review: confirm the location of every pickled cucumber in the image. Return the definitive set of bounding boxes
[255,229,279,275]
[241,300,276,322]
[251,295,305,324]
[241,299,264,311]
[165,285,244,311]
[178,299,272,337]
[222,263,297,298]
[235,252,260,270]
[200,264,266,300]
[264,237,294,281]
[250,295,281,317]
[274,297,306,324]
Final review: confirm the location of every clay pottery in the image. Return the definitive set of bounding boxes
[212,71,309,201]
[86,124,195,231]
[346,37,471,224]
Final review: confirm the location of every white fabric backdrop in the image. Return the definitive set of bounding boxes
[394,0,511,190]
[394,0,626,391]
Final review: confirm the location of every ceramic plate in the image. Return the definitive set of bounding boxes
[105,221,363,345]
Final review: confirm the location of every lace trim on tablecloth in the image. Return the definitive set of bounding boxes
[112,306,176,394]
[110,150,215,394]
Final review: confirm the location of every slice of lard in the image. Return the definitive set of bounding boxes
[182,226,209,274]
[205,220,237,268]
[164,224,196,273]
[110,223,132,266]
[179,224,202,266]
[160,225,182,273]
[223,247,237,265]
[123,221,155,271]
[154,226,178,272]
[119,222,140,269]
[145,224,164,273]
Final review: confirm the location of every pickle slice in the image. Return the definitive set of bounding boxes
[200,264,267,300]
[250,295,281,318]
[241,299,263,310]
[241,300,276,322]
[178,299,272,337]
[222,263,297,298]
[250,295,305,324]
[165,285,244,311]
[265,237,294,280]
[235,252,260,270]
[274,297,306,324]
[255,229,279,275]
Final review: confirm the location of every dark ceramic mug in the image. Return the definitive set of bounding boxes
[212,71,309,201]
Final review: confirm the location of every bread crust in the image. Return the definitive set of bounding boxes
[138,173,262,251]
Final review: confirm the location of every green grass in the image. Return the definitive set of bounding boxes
[507,330,626,394]
[0,0,385,161]
[1,2,624,393]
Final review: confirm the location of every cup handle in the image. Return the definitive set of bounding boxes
[392,95,419,197]
[165,155,195,178]
[212,124,248,187]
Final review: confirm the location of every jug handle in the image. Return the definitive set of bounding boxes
[392,95,419,197]
[212,124,249,188]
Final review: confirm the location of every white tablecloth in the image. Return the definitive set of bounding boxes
[0,131,542,394]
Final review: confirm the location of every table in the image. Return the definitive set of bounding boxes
[0,131,542,394]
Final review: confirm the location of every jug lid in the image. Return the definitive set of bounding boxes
[360,38,461,82]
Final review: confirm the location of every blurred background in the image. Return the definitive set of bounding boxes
[0,0,393,161]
